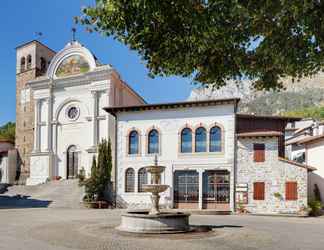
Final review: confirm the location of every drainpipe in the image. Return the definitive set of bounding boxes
[112,112,118,208]
[233,101,238,214]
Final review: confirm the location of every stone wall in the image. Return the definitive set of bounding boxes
[237,137,308,214]
[16,69,37,178]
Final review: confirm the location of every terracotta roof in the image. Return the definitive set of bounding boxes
[237,114,301,122]
[15,40,56,53]
[285,137,305,146]
[0,139,14,144]
[285,128,298,132]
[104,98,240,115]
[297,134,324,145]
[237,131,283,137]
[278,157,317,171]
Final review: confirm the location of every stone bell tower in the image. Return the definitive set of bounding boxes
[15,40,55,183]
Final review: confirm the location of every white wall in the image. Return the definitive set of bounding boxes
[116,104,236,209]
[306,140,324,178]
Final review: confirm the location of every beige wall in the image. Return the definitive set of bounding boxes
[306,140,324,178]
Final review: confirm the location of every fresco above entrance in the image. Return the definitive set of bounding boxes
[55,54,90,77]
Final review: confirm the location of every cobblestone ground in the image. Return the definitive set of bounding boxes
[0,208,324,250]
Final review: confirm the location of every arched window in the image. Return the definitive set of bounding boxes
[138,168,148,192]
[128,130,139,155]
[125,168,135,192]
[195,127,207,152]
[148,129,159,154]
[210,126,222,152]
[20,57,26,72]
[40,57,47,73]
[181,128,192,153]
[26,55,32,69]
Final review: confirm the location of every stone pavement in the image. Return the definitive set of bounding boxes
[0,180,82,209]
[0,208,324,250]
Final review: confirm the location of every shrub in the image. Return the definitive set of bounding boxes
[308,200,322,217]
[82,139,113,202]
[78,167,86,186]
[314,184,322,203]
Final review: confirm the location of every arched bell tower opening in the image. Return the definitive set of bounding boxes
[66,145,78,179]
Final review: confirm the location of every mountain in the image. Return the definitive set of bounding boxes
[188,74,324,116]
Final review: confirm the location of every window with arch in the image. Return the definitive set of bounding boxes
[209,126,222,152]
[26,55,32,69]
[195,127,207,152]
[40,57,47,73]
[138,168,148,192]
[148,129,159,154]
[20,57,26,72]
[125,168,135,192]
[128,130,139,155]
[181,128,192,153]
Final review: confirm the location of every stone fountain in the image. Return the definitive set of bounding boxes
[117,156,190,234]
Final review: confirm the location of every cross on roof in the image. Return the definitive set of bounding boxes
[71,27,77,42]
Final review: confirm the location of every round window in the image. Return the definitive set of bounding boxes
[66,106,80,120]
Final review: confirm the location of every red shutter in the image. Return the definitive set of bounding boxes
[286,182,298,200]
[253,182,265,200]
[254,143,265,162]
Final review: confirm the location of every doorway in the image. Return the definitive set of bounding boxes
[67,145,78,179]
[173,170,199,209]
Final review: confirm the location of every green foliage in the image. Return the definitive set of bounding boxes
[83,139,113,202]
[283,106,324,120]
[78,167,86,186]
[273,192,283,200]
[79,1,324,90]
[308,200,322,217]
[314,184,322,203]
[0,122,15,142]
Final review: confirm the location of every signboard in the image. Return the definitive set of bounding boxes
[236,183,248,204]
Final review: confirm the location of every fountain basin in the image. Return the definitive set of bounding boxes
[142,184,169,193]
[117,210,191,234]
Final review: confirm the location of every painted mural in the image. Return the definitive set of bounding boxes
[55,55,90,77]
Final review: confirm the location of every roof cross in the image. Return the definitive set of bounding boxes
[71,27,77,42]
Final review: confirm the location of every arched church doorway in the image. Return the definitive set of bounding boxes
[67,145,78,179]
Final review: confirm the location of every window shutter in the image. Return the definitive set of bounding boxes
[253,182,265,200]
[254,143,265,162]
[286,182,298,200]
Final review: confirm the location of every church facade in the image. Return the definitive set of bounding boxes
[16,40,314,214]
[15,40,145,185]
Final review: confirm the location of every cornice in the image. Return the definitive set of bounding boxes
[27,67,113,90]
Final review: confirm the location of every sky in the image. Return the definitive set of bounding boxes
[0,0,195,126]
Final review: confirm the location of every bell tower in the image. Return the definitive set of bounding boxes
[15,40,55,183]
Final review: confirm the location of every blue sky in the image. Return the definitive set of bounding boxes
[0,0,195,126]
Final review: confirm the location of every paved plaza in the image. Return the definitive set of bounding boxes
[0,208,324,250]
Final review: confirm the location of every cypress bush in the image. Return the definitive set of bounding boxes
[83,139,112,202]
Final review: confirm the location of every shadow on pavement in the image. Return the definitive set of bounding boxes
[190,224,243,232]
[0,195,52,209]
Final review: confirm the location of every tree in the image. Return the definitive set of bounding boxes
[79,1,324,90]
[84,139,113,201]
[96,138,113,199]
[0,122,15,142]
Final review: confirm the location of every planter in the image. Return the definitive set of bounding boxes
[82,200,110,209]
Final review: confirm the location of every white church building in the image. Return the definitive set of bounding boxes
[24,41,145,185]
[17,40,315,214]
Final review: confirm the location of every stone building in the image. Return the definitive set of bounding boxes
[105,103,314,214]
[15,40,56,182]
